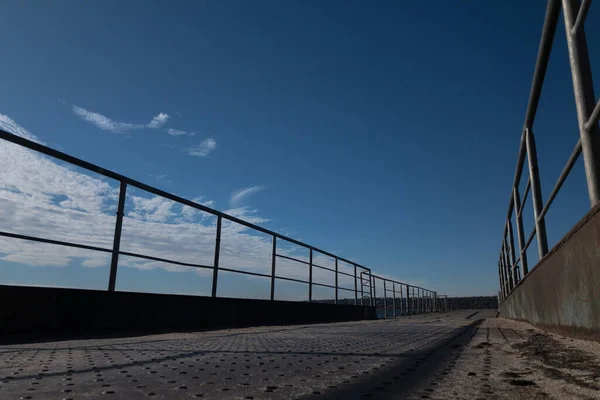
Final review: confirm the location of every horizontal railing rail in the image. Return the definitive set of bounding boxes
[0,128,437,313]
[497,0,600,302]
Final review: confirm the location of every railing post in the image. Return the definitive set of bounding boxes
[428,291,431,312]
[429,291,432,312]
[400,284,404,316]
[270,236,276,301]
[211,215,222,298]
[563,0,600,207]
[503,258,509,295]
[427,291,430,312]
[392,282,396,317]
[503,237,514,290]
[383,280,388,318]
[406,285,410,315]
[501,242,511,292]
[498,261,505,299]
[416,288,419,313]
[360,270,364,306]
[335,257,339,305]
[513,188,529,275]
[414,288,417,313]
[368,270,373,306]
[372,276,377,312]
[354,265,358,305]
[507,219,518,286]
[108,180,127,292]
[309,248,313,302]
[525,128,549,258]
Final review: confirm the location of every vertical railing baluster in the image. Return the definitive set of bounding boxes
[353,264,358,305]
[372,276,377,313]
[108,180,127,292]
[497,256,502,298]
[501,242,511,292]
[308,248,313,302]
[368,270,373,306]
[507,219,518,286]
[360,270,364,306]
[335,257,338,305]
[513,188,529,276]
[270,236,276,301]
[525,128,549,258]
[504,237,513,290]
[211,215,222,298]
[392,282,396,317]
[383,280,388,318]
[498,251,508,297]
[406,285,410,315]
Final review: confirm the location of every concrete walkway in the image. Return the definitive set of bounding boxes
[1,310,599,399]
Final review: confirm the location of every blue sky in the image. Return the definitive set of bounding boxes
[1,1,599,298]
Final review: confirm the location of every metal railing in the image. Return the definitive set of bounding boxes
[361,271,438,317]
[0,128,437,313]
[497,0,600,302]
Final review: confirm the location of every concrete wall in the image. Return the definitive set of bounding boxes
[0,285,376,336]
[500,203,600,340]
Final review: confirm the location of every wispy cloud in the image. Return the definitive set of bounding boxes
[0,114,44,144]
[150,173,172,185]
[230,185,266,207]
[147,113,170,129]
[166,128,195,136]
[186,138,216,157]
[72,105,169,133]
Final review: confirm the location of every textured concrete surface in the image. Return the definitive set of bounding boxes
[500,202,600,340]
[2,310,600,399]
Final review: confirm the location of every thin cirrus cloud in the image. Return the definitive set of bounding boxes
[166,128,195,137]
[230,185,266,208]
[72,105,169,134]
[71,105,216,158]
[186,138,216,157]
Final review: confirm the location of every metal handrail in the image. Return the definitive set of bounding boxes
[497,0,600,302]
[0,128,439,310]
